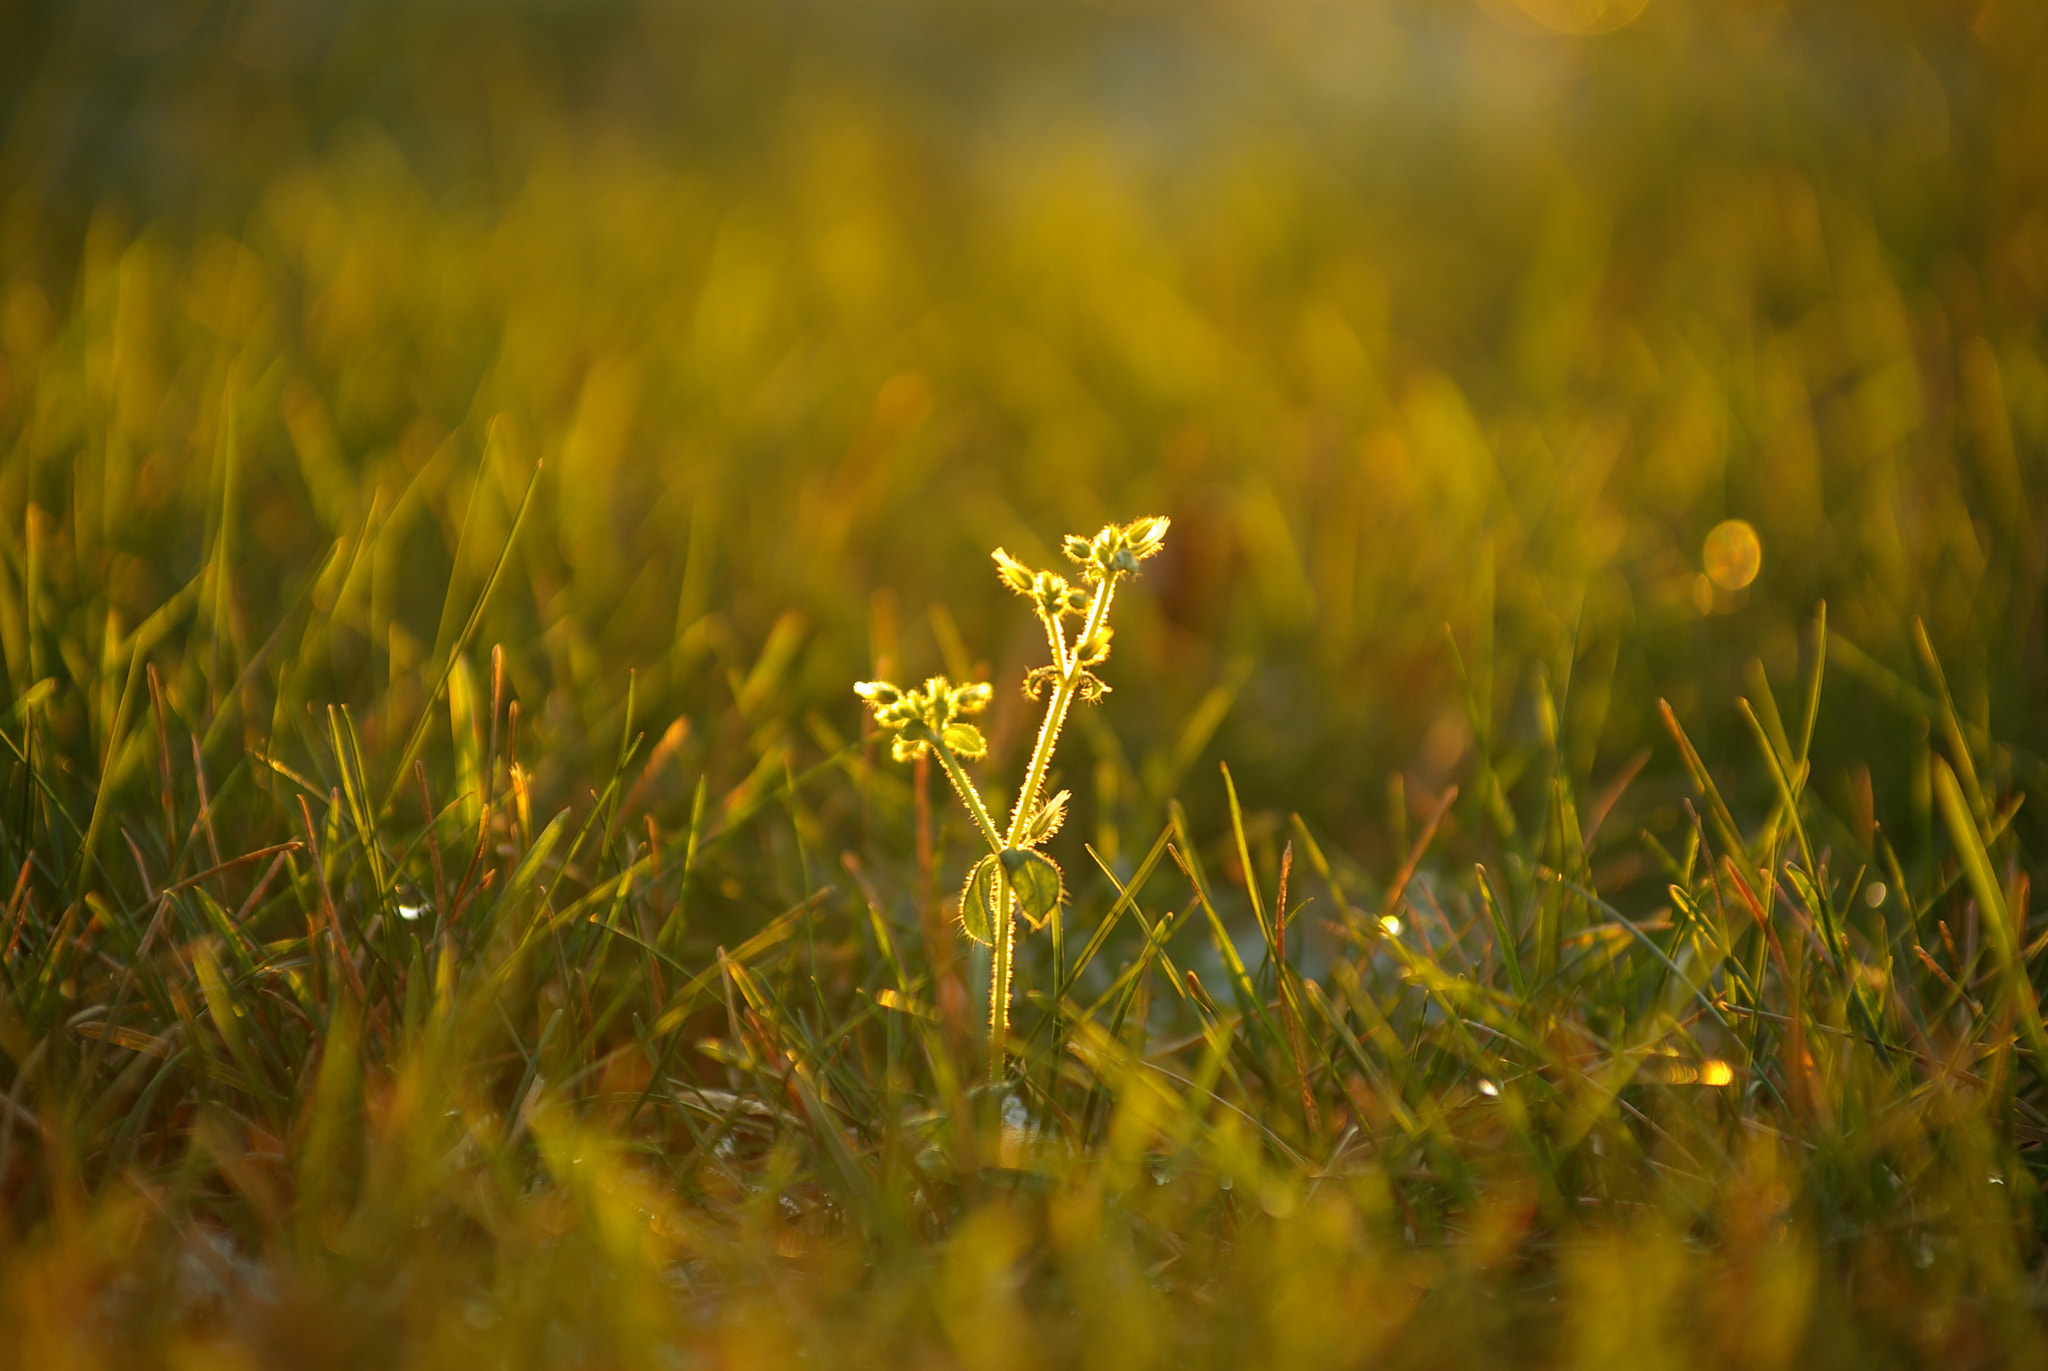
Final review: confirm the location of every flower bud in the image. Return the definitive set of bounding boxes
[991,547,1035,594]
[1123,515,1169,556]
[1030,571,1072,621]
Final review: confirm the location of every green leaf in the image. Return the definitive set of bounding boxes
[942,723,988,758]
[1000,847,1063,921]
[498,808,571,922]
[959,856,998,946]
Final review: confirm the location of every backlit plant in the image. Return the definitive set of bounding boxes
[856,516,1169,1078]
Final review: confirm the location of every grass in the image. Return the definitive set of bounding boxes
[3,0,2048,1365]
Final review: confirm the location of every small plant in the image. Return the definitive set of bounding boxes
[857,516,1169,1078]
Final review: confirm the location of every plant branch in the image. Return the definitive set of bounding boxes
[923,727,1005,857]
[1007,578,1116,847]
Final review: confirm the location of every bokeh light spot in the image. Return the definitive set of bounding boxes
[1703,519,1763,591]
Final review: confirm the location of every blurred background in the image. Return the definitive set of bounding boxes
[3,0,2045,892]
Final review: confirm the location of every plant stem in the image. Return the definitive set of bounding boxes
[925,729,1004,856]
[1005,578,1115,847]
[989,866,1012,1080]
[924,725,1019,1079]
[925,577,1124,1082]
[980,576,1118,1080]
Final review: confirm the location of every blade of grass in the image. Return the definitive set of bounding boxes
[377,455,543,818]
[1934,757,2048,1090]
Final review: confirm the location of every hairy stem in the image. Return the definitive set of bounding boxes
[918,725,1022,1081]
[982,576,1118,1079]
[924,727,1005,856]
[1005,578,1116,847]
[989,868,1013,1079]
